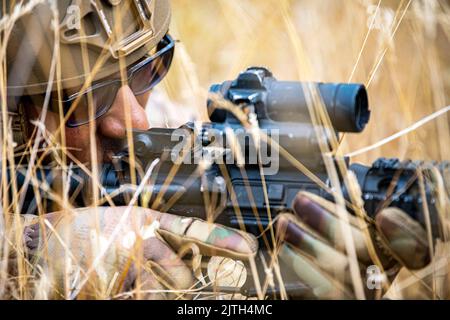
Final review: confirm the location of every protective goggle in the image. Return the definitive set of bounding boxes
[58,34,175,128]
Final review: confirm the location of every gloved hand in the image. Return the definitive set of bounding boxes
[21,207,258,299]
[384,240,450,299]
[276,191,434,299]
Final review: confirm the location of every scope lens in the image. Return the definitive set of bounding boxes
[354,86,370,132]
[328,83,370,133]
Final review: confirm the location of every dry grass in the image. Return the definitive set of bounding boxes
[162,0,450,163]
[0,0,449,300]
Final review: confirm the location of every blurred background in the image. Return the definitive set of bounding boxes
[149,0,450,165]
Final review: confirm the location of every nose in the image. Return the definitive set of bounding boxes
[97,85,150,138]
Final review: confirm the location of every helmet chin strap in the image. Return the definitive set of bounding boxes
[7,100,30,155]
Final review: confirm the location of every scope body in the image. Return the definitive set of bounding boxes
[208,66,370,133]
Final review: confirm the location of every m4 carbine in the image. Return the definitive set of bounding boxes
[98,67,447,238]
[17,67,449,244]
[16,67,449,298]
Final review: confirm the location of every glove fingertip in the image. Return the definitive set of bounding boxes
[376,208,430,270]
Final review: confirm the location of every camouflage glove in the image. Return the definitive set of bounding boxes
[276,191,432,299]
[22,207,257,300]
[384,241,450,299]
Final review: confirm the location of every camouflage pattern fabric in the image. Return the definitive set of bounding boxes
[20,207,258,299]
[276,191,437,299]
[384,241,450,299]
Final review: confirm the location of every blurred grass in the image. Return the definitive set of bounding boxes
[1,0,449,300]
[161,0,450,164]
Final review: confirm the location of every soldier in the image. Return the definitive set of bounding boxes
[2,0,448,301]
[2,0,257,299]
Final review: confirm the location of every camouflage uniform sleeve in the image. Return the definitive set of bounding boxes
[155,211,258,261]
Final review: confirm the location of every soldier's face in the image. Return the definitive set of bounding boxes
[27,85,151,165]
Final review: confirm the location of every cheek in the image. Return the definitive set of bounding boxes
[64,126,90,148]
[27,108,60,133]
[63,126,104,163]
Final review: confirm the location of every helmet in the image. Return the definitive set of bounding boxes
[4,0,171,96]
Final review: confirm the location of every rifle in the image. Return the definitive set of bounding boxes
[15,67,449,298]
